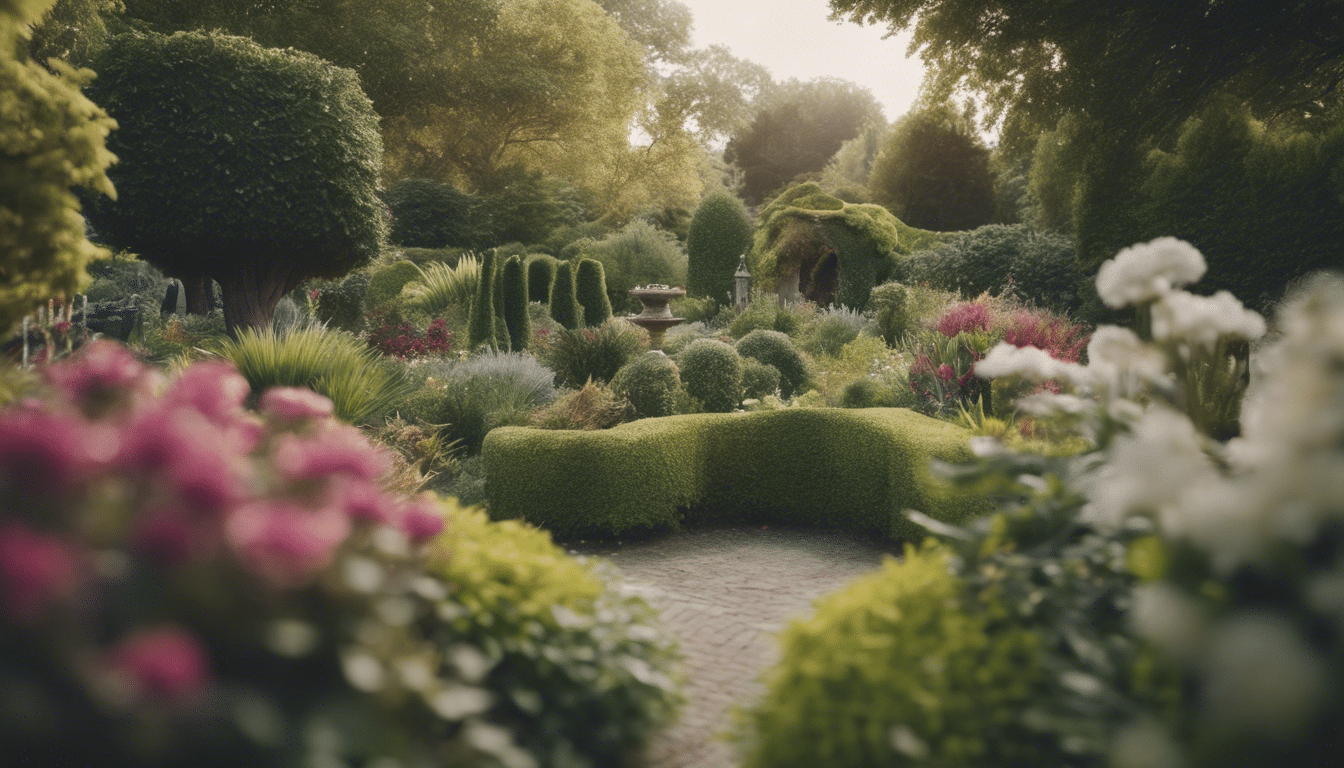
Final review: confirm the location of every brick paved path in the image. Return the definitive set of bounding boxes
[569,526,898,768]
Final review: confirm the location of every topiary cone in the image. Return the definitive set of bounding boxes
[576,258,613,327]
[501,255,531,352]
[469,249,497,349]
[550,261,582,330]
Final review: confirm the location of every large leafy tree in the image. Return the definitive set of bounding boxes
[725,78,885,205]
[686,190,754,303]
[1,0,117,334]
[867,104,994,231]
[84,31,385,335]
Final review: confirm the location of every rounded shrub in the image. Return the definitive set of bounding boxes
[569,220,687,314]
[868,281,910,346]
[575,257,613,327]
[677,338,743,412]
[313,270,371,332]
[736,543,1046,768]
[800,308,864,358]
[527,254,558,305]
[686,190,754,304]
[740,358,781,400]
[735,330,808,399]
[365,259,422,308]
[549,260,582,330]
[425,502,680,768]
[383,177,488,249]
[611,352,682,419]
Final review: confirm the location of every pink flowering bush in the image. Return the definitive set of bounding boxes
[364,308,454,359]
[0,341,538,766]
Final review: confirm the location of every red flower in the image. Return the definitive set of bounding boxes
[936,302,991,338]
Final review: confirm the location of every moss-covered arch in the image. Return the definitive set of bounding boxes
[749,183,946,310]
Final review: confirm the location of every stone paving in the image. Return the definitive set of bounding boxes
[568,526,899,768]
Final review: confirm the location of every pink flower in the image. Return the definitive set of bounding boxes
[0,409,102,493]
[272,426,391,485]
[226,500,351,586]
[259,387,335,422]
[327,478,400,525]
[163,362,252,426]
[132,513,214,567]
[117,409,244,516]
[936,302,991,338]
[399,495,445,543]
[0,523,84,621]
[105,626,210,701]
[43,341,153,414]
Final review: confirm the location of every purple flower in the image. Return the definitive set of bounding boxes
[0,523,84,621]
[43,341,155,415]
[104,626,210,702]
[0,409,103,494]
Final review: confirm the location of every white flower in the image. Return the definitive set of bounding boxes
[1095,237,1207,308]
[974,342,1088,386]
[1150,289,1266,348]
[1130,583,1209,663]
[1200,613,1327,737]
[1014,393,1093,417]
[1084,326,1170,395]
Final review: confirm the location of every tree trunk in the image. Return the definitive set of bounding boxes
[183,274,212,315]
[217,261,300,338]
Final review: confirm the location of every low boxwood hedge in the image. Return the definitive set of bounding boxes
[482,408,988,540]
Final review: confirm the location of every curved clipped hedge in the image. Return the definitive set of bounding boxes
[482,408,988,540]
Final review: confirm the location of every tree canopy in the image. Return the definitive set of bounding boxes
[867,104,994,231]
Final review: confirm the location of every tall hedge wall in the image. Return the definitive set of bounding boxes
[482,408,987,540]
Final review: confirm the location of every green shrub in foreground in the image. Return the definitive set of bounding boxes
[735,543,1045,768]
[425,501,680,768]
[677,338,743,412]
[611,352,682,419]
[736,329,808,399]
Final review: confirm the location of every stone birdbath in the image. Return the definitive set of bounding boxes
[627,284,685,353]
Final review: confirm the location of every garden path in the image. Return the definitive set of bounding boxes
[570,526,897,768]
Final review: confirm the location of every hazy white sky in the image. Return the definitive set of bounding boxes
[676,0,925,122]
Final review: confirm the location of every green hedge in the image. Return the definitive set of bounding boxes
[482,408,988,540]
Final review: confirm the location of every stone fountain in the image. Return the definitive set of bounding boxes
[627,284,686,353]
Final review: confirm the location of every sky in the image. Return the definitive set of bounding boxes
[676,0,926,123]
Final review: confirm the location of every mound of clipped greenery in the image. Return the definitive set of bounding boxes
[677,338,743,412]
[750,183,944,310]
[611,352,682,419]
[425,500,680,768]
[366,259,423,308]
[735,330,809,400]
[483,407,988,540]
[734,544,1046,768]
[686,190,755,304]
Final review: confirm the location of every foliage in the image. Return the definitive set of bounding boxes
[735,330,809,400]
[575,257,613,327]
[366,413,462,494]
[526,254,558,306]
[82,255,171,304]
[536,318,647,389]
[799,306,866,357]
[735,543,1049,768]
[403,351,558,455]
[1001,307,1089,364]
[0,342,532,766]
[137,309,228,362]
[214,326,411,425]
[364,259,421,309]
[482,407,988,540]
[548,260,582,331]
[567,220,686,314]
[739,357,781,401]
[900,223,1082,314]
[750,183,909,310]
[867,281,911,345]
[363,309,453,360]
[499,255,531,352]
[530,379,634,431]
[611,351,682,419]
[484,169,589,247]
[907,327,993,418]
[383,177,489,249]
[424,501,681,767]
[84,30,386,335]
[311,271,370,334]
[686,190,755,303]
[725,77,885,205]
[726,289,817,339]
[467,249,497,350]
[0,0,117,335]
[402,254,481,316]
[676,338,743,412]
[868,103,995,232]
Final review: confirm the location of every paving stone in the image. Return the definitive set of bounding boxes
[570,526,896,768]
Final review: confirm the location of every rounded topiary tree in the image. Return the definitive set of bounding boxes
[576,257,613,327]
[677,338,743,413]
[1,0,117,334]
[527,255,557,306]
[611,352,682,419]
[500,254,530,352]
[550,260,582,331]
[84,31,385,335]
[686,190,754,305]
[384,178,489,249]
[736,330,808,400]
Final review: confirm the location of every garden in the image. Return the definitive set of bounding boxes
[4,0,1343,766]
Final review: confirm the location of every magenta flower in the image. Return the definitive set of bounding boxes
[131,512,218,567]
[0,409,102,493]
[0,523,84,621]
[43,341,155,415]
[226,500,352,586]
[328,477,399,525]
[936,302,992,338]
[162,362,251,426]
[104,626,210,702]
[259,387,335,422]
[272,426,392,485]
[399,495,445,543]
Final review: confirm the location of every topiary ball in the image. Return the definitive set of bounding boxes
[366,259,423,309]
[611,352,683,419]
[736,330,809,399]
[740,358,781,400]
[677,338,743,413]
[736,543,1047,768]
